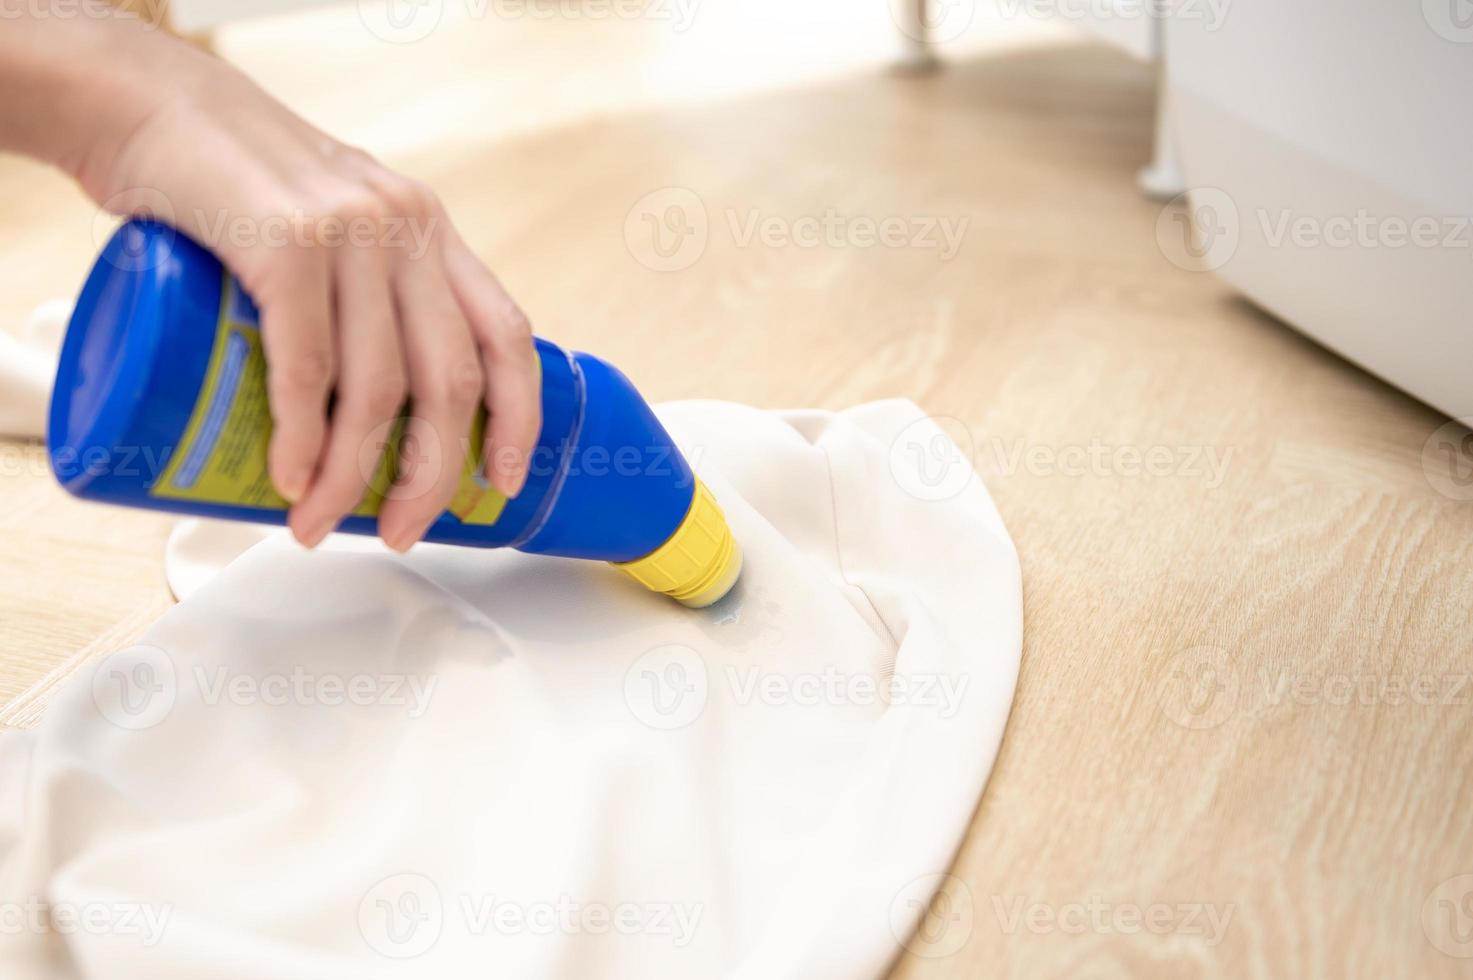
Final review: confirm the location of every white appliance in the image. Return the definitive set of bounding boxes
[1166,1,1473,420]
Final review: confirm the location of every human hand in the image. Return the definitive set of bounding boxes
[39,14,541,551]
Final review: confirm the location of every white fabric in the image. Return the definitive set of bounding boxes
[0,400,1021,980]
[163,519,275,601]
[0,299,69,439]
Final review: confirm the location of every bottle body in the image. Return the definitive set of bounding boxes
[48,221,741,605]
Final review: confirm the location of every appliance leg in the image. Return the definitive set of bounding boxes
[1138,67,1186,200]
[895,0,939,70]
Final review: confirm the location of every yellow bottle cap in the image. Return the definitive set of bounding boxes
[613,479,743,608]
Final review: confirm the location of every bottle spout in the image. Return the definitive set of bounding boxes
[613,479,743,608]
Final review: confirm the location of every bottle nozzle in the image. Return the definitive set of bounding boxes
[613,480,742,608]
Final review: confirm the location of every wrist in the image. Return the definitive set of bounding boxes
[1,3,185,186]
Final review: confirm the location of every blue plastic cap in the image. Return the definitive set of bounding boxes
[48,221,182,492]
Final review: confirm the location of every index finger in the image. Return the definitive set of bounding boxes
[444,241,541,498]
[252,246,335,503]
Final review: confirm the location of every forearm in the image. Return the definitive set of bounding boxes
[0,0,181,180]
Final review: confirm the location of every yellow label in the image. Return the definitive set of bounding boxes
[152,274,507,526]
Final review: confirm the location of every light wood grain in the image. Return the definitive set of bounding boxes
[1,6,1470,976]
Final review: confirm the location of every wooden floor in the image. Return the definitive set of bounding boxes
[2,5,1471,976]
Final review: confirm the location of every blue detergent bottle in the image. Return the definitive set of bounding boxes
[47,220,742,607]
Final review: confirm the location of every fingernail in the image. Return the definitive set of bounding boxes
[477,440,518,499]
[491,467,522,499]
[290,514,329,549]
[383,521,424,553]
[277,469,309,503]
[303,517,336,548]
[489,452,526,498]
